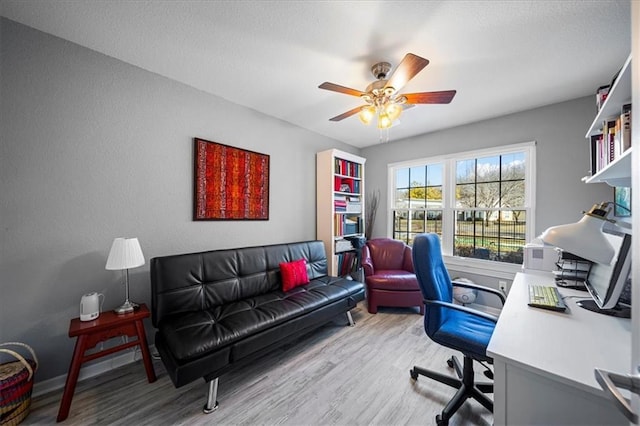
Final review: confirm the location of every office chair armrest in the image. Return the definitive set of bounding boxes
[424,299,499,323]
[452,280,506,305]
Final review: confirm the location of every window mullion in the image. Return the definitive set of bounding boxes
[441,158,455,256]
[388,141,535,264]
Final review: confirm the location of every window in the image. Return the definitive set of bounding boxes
[389,142,535,265]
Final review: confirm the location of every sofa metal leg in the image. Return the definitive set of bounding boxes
[346,311,355,326]
[203,378,219,414]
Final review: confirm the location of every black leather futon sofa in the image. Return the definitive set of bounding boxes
[150,240,365,413]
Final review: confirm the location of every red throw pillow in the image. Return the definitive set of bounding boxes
[280,259,309,292]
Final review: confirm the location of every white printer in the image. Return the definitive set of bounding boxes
[522,239,561,273]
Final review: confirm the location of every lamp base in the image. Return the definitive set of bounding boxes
[114,301,139,315]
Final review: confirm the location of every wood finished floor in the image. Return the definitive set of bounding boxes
[25,306,493,425]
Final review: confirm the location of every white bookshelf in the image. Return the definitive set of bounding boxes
[316,149,366,276]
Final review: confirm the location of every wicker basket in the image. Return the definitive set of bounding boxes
[0,343,38,426]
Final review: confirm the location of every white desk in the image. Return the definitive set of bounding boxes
[487,271,631,425]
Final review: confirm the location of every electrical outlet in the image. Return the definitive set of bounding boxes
[498,281,508,293]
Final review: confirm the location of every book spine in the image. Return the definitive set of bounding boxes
[607,120,616,163]
[589,135,598,176]
[621,104,632,152]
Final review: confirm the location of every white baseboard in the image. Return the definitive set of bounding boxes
[32,345,157,398]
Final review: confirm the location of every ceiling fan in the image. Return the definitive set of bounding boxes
[319,53,456,129]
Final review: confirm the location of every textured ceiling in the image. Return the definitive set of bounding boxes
[1,1,631,148]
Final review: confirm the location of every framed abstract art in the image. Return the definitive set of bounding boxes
[194,138,269,220]
[613,186,631,218]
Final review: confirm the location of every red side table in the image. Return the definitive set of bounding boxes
[56,303,156,422]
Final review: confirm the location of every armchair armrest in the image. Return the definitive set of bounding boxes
[424,299,499,323]
[361,245,374,277]
[451,280,506,305]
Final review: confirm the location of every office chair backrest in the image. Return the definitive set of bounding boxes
[412,233,454,335]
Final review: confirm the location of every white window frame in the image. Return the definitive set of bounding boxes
[387,141,536,276]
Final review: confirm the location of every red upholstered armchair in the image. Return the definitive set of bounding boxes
[361,238,424,315]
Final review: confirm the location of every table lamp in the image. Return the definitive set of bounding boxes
[539,203,615,264]
[106,237,145,314]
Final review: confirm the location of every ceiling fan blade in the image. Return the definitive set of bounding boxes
[403,90,457,104]
[319,82,366,97]
[329,106,363,122]
[384,53,430,93]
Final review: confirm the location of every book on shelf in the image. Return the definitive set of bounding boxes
[589,134,599,176]
[334,158,362,178]
[334,213,360,236]
[335,239,353,253]
[621,103,631,152]
[343,218,358,235]
[334,200,347,212]
[605,119,616,162]
[590,103,632,175]
[346,201,362,213]
[335,251,357,277]
[596,85,610,111]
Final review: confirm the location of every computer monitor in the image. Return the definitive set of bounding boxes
[579,230,632,318]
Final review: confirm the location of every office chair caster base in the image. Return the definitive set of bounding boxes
[409,368,419,380]
[436,414,448,426]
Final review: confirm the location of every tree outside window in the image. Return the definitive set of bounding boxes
[391,145,532,265]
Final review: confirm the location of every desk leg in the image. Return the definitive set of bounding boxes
[135,319,156,383]
[492,359,507,426]
[57,334,88,422]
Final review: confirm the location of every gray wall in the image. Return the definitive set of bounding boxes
[361,96,611,241]
[1,17,612,382]
[0,19,358,381]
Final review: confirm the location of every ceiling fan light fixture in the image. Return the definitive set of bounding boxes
[358,105,376,125]
[377,112,392,129]
[385,102,403,121]
[319,53,457,142]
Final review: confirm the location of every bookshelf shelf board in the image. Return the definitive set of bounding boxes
[335,248,356,254]
[334,233,363,240]
[586,54,632,138]
[335,174,362,180]
[583,147,632,187]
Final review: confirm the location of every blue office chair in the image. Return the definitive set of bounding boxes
[410,233,505,426]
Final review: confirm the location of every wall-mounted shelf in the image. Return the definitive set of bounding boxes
[585,54,631,138]
[582,147,632,187]
[584,54,632,188]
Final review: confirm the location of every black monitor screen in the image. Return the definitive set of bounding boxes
[584,231,632,310]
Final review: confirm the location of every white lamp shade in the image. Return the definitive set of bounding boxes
[105,237,145,270]
[540,215,615,264]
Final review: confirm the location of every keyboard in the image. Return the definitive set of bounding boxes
[528,284,567,312]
